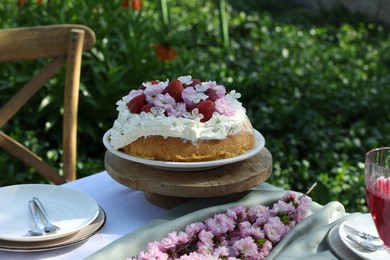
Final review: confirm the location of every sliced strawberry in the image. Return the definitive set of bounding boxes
[189,100,215,122]
[151,80,160,85]
[206,88,219,101]
[127,93,147,114]
[162,79,184,102]
[138,84,146,90]
[141,103,153,113]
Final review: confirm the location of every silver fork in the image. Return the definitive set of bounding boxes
[343,224,381,241]
[28,200,45,236]
[32,197,61,233]
[346,234,385,251]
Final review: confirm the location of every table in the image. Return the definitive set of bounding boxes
[0,171,169,260]
[0,171,358,260]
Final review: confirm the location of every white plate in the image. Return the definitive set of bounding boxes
[0,206,106,252]
[0,184,99,242]
[103,129,265,171]
[339,213,388,260]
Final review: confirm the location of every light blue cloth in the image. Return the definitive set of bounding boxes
[87,183,351,259]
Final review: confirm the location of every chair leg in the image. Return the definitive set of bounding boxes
[62,29,85,182]
[0,131,67,184]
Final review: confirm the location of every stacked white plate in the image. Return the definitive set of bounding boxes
[0,184,105,251]
[327,213,388,260]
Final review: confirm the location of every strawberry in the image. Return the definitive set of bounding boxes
[189,100,215,122]
[141,103,153,113]
[127,93,147,114]
[162,79,184,102]
[138,85,146,90]
[206,88,219,101]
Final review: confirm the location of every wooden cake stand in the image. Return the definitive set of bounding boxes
[104,148,272,208]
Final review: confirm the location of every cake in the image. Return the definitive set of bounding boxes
[109,75,256,162]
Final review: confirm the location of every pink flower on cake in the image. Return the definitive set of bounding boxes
[144,83,164,102]
[201,81,217,89]
[153,93,176,111]
[182,87,208,106]
[215,97,236,116]
[167,102,186,118]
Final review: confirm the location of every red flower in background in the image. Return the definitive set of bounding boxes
[121,0,129,9]
[131,0,142,11]
[17,0,26,5]
[36,0,43,4]
[154,44,176,61]
[122,0,142,10]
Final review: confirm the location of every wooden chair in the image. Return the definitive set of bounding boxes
[0,25,96,184]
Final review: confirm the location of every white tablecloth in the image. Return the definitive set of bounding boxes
[0,171,168,260]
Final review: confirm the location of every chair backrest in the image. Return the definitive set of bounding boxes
[0,24,96,184]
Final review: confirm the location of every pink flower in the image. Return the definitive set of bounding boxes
[144,83,164,102]
[215,97,236,116]
[167,102,187,117]
[182,87,208,106]
[198,230,214,246]
[248,205,270,223]
[131,191,312,259]
[213,85,226,98]
[153,93,176,111]
[282,191,300,204]
[296,196,312,222]
[202,81,217,90]
[233,237,258,257]
[160,232,179,249]
[185,222,204,237]
[213,246,229,258]
[271,201,295,217]
[206,214,235,235]
[239,221,264,239]
[258,240,273,259]
[264,217,286,242]
[178,252,206,260]
[226,206,247,222]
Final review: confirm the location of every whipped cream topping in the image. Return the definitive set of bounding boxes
[109,93,250,150]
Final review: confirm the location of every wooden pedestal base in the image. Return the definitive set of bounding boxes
[104,148,272,208]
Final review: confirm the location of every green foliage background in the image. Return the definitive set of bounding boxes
[1,0,389,213]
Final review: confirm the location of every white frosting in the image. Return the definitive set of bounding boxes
[109,95,250,150]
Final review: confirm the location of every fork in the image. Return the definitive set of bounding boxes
[346,234,385,251]
[32,197,61,233]
[28,200,45,236]
[343,224,381,241]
